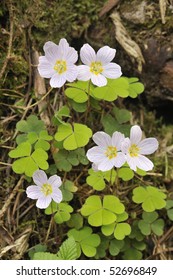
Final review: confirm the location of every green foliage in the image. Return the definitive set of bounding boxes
[102,107,131,136]
[53,148,89,172]
[9,142,49,177]
[101,212,131,240]
[132,186,166,212]
[109,239,125,256]
[138,211,164,236]
[81,195,125,226]
[92,77,144,101]
[53,105,71,125]
[32,237,78,260]
[16,115,45,134]
[67,213,84,230]
[121,238,146,260]
[67,227,100,258]
[118,166,134,181]
[60,180,77,202]
[55,123,92,150]
[86,168,116,191]
[166,200,173,221]
[45,201,73,224]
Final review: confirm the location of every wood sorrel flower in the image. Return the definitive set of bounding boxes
[26,170,62,209]
[77,43,122,87]
[121,125,159,171]
[38,39,78,88]
[86,131,126,171]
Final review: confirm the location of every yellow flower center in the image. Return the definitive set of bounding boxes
[41,183,53,196]
[54,60,67,74]
[90,61,103,75]
[105,146,117,160]
[129,144,140,157]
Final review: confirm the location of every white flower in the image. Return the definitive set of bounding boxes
[26,170,63,209]
[77,43,122,87]
[86,131,126,171]
[38,39,78,88]
[121,125,159,171]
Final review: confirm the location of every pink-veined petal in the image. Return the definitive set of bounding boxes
[138,138,159,155]
[65,47,78,63]
[48,175,62,188]
[50,73,66,88]
[86,146,106,163]
[112,152,126,168]
[112,131,125,150]
[91,73,107,87]
[58,38,69,57]
[135,155,154,171]
[52,189,63,203]
[130,125,142,144]
[80,44,96,65]
[33,170,47,187]
[66,64,78,82]
[121,138,131,154]
[96,46,116,65]
[26,185,41,199]
[102,63,122,79]
[93,131,112,147]
[43,41,59,64]
[125,155,138,171]
[77,65,91,81]
[36,196,52,209]
[97,158,114,171]
[38,57,55,78]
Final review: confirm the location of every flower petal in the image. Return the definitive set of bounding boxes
[112,152,126,168]
[66,47,78,64]
[48,175,62,188]
[121,138,131,154]
[96,46,116,64]
[36,196,52,209]
[138,138,159,155]
[97,158,114,171]
[130,125,142,144]
[43,41,59,64]
[91,73,107,87]
[136,155,154,171]
[102,63,122,79]
[86,146,106,163]
[26,185,41,199]
[66,64,78,82]
[112,131,125,150]
[38,56,55,78]
[93,131,112,147]
[80,44,96,65]
[33,170,47,187]
[50,73,66,88]
[125,155,138,171]
[77,65,91,81]
[58,38,69,56]
[52,189,63,203]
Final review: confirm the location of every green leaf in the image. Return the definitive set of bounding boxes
[112,107,131,124]
[132,186,167,212]
[102,114,130,137]
[166,200,173,221]
[33,252,59,260]
[109,239,124,256]
[138,211,164,236]
[16,115,45,133]
[45,202,73,224]
[128,77,144,98]
[86,169,116,191]
[67,213,83,230]
[57,237,78,260]
[118,166,134,181]
[67,227,100,258]
[54,105,71,124]
[68,99,87,112]
[65,87,88,103]
[9,142,31,158]
[60,180,77,202]
[81,195,125,226]
[55,123,92,150]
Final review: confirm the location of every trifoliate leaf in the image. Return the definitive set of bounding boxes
[16,115,45,133]
[109,239,124,256]
[166,200,173,221]
[128,77,144,98]
[67,227,100,258]
[118,166,134,181]
[60,180,77,202]
[55,123,92,150]
[9,142,31,158]
[132,186,166,212]
[112,107,131,124]
[86,168,116,191]
[67,213,83,230]
[45,202,73,224]
[81,195,125,226]
[138,211,164,236]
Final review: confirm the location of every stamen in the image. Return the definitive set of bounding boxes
[90,61,103,75]
[105,146,117,159]
[129,144,140,157]
[54,60,67,74]
[41,183,53,196]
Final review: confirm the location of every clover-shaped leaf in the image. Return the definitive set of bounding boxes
[122,238,146,260]
[101,212,131,240]
[45,201,73,224]
[67,227,100,258]
[166,200,173,221]
[128,77,144,98]
[65,81,94,103]
[109,239,125,256]
[9,142,49,177]
[81,195,125,226]
[16,115,45,133]
[132,186,166,212]
[60,180,77,202]
[54,105,71,125]
[118,166,134,181]
[86,168,116,191]
[138,211,164,236]
[128,221,144,241]
[112,107,131,124]
[55,123,92,150]
[67,213,83,230]
[94,235,109,259]
[102,113,130,137]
